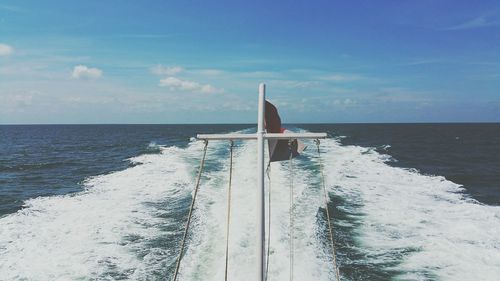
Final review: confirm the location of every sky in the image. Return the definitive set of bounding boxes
[0,0,499,124]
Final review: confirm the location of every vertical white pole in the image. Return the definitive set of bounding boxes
[256,83,266,281]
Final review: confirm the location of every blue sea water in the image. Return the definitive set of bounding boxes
[0,124,499,280]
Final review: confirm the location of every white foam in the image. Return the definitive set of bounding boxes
[318,138,500,280]
[2,132,499,281]
[0,141,206,280]
[176,139,335,280]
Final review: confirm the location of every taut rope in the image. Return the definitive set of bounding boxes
[224,141,234,281]
[265,162,272,281]
[289,141,294,281]
[172,139,339,281]
[315,139,340,281]
[172,140,209,281]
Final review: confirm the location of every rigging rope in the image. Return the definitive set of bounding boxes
[315,139,341,281]
[172,140,209,281]
[224,141,234,281]
[172,139,338,281]
[265,162,272,281]
[289,141,294,281]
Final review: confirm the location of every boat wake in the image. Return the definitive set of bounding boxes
[318,137,500,280]
[0,143,202,280]
[0,134,499,280]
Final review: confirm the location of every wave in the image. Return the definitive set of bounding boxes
[177,139,333,280]
[0,162,73,172]
[0,141,206,280]
[317,138,500,280]
[1,132,499,280]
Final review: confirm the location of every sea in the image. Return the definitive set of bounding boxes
[0,124,499,281]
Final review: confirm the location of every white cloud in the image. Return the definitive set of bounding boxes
[118,34,172,39]
[0,4,23,13]
[159,76,220,93]
[375,87,432,103]
[197,69,224,76]
[71,65,102,80]
[0,90,39,113]
[151,64,223,94]
[320,74,362,82]
[269,79,320,89]
[238,71,282,79]
[404,59,441,66]
[444,16,500,30]
[151,64,183,76]
[0,43,13,56]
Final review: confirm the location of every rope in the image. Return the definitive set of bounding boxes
[315,139,340,281]
[224,141,234,281]
[265,162,271,281]
[288,142,294,281]
[172,140,209,281]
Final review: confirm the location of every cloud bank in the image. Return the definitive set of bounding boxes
[151,65,183,76]
[71,65,102,80]
[0,43,13,56]
[159,76,219,93]
[152,64,222,93]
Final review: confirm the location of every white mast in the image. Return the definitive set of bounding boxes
[256,83,266,281]
[197,83,326,281]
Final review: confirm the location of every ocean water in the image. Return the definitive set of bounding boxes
[0,124,499,280]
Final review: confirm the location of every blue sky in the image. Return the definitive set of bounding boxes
[0,0,499,124]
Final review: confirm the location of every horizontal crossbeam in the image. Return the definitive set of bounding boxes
[196,133,257,140]
[264,132,327,139]
[196,132,327,140]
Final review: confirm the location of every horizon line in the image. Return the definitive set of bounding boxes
[1,121,499,126]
